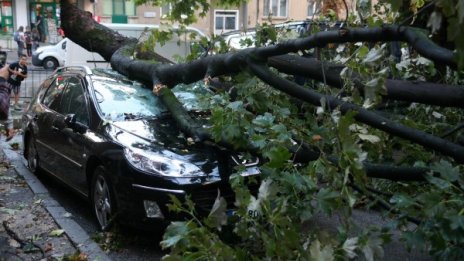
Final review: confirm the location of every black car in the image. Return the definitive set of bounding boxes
[22,66,259,231]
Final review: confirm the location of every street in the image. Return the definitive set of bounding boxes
[36,170,165,260]
[2,135,165,260]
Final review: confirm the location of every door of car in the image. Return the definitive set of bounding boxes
[50,76,91,192]
[38,75,90,192]
[35,75,68,174]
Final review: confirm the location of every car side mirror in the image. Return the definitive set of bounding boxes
[65,114,76,127]
[65,114,88,134]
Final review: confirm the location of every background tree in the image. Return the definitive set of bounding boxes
[60,0,464,259]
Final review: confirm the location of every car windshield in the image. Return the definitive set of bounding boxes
[91,69,211,121]
[92,73,167,121]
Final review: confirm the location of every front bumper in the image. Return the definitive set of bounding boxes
[32,53,43,66]
[115,178,235,230]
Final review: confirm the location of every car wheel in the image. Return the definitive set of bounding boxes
[43,57,58,70]
[91,166,117,231]
[26,134,40,173]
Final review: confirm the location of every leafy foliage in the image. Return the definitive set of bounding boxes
[126,0,464,260]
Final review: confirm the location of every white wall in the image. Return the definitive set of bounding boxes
[14,0,29,30]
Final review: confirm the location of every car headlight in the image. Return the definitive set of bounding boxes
[124,148,205,177]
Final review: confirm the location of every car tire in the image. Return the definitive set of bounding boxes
[43,57,58,70]
[91,166,117,231]
[26,134,40,174]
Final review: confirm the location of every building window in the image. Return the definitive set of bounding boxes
[103,0,135,16]
[214,10,238,34]
[0,1,13,33]
[263,0,288,17]
[160,3,171,17]
[307,0,322,17]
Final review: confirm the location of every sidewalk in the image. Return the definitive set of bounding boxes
[0,136,110,260]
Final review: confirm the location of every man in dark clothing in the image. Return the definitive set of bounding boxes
[8,54,28,111]
[36,13,44,42]
[0,64,14,141]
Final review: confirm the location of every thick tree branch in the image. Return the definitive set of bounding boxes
[247,60,464,163]
[268,55,464,108]
[257,26,456,68]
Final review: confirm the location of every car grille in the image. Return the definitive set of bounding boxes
[189,182,259,216]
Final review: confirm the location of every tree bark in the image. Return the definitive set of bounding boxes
[268,55,464,108]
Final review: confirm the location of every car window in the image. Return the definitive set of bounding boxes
[42,76,66,111]
[92,77,167,121]
[59,77,90,125]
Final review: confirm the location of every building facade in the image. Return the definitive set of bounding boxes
[1,0,353,44]
[84,0,353,36]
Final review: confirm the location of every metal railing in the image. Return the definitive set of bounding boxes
[19,68,54,100]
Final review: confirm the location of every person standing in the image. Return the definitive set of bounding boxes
[45,12,57,43]
[31,28,40,50]
[35,12,44,42]
[0,64,15,141]
[13,26,25,58]
[24,26,33,57]
[7,55,28,111]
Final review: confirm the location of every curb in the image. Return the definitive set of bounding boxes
[1,138,111,261]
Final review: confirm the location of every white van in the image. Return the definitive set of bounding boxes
[31,23,206,69]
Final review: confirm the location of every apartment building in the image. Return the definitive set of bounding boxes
[85,0,353,36]
[2,0,352,41]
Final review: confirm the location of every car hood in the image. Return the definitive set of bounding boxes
[107,118,223,177]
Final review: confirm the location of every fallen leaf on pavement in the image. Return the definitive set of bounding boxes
[49,229,65,237]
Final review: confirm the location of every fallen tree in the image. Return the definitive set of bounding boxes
[60,0,464,259]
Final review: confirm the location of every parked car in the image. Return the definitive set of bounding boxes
[220,21,311,50]
[32,24,207,69]
[220,20,341,50]
[22,66,259,231]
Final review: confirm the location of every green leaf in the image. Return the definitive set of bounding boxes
[263,146,291,168]
[316,188,339,214]
[448,215,464,230]
[361,235,384,261]
[0,207,16,215]
[389,194,415,208]
[257,178,275,201]
[252,112,275,127]
[362,47,383,64]
[357,45,369,59]
[49,229,65,237]
[427,11,443,34]
[403,230,427,251]
[426,176,452,190]
[227,100,244,111]
[342,237,359,259]
[161,222,189,249]
[309,240,334,261]
[22,242,40,253]
[431,160,460,182]
[358,134,381,143]
[206,192,228,231]
[251,135,267,149]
